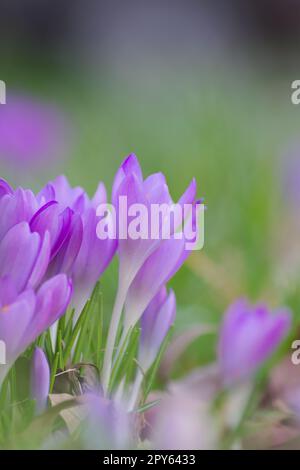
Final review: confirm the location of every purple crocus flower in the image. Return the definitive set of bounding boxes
[112,154,196,293]
[124,236,186,332]
[0,93,69,168]
[218,299,291,386]
[0,179,81,288]
[37,175,116,310]
[0,274,72,385]
[139,286,176,372]
[102,154,199,390]
[0,222,51,293]
[127,287,176,411]
[0,181,39,240]
[31,347,50,413]
[0,176,116,313]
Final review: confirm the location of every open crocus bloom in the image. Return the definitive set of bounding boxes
[0,274,72,385]
[218,298,291,386]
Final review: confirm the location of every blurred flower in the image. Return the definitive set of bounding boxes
[83,393,134,449]
[31,347,50,413]
[218,299,291,386]
[0,274,72,385]
[139,286,176,372]
[150,390,218,450]
[0,93,69,169]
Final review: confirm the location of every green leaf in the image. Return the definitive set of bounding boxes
[109,326,140,394]
[50,352,60,393]
[63,301,90,367]
[136,399,161,414]
[73,281,102,364]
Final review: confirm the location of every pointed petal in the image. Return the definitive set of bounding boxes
[28,275,72,342]
[0,222,41,292]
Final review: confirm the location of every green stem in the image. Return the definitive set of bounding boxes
[102,286,127,394]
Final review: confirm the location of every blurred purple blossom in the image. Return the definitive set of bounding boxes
[0,93,70,169]
[151,389,217,450]
[83,393,134,449]
[218,298,291,386]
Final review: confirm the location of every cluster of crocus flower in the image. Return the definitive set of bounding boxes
[0,154,195,391]
[0,154,294,450]
[0,171,115,385]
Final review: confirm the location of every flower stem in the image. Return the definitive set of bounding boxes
[127,369,144,411]
[102,285,127,394]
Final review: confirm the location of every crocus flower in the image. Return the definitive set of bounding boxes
[127,287,176,411]
[0,181,39,240]
[112,154,197,294]
[102,154,199,390]
[116,155,200,332]
[31,347,50,413]
[0,93,69,168]
[37,175,116,311]
[0,179,81,288]
[0,176,116,313]
[139,286,176,372]
[124,236,186,332]
[218,299,291,386]
[0,222,51,293]
[0,274,72,386]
